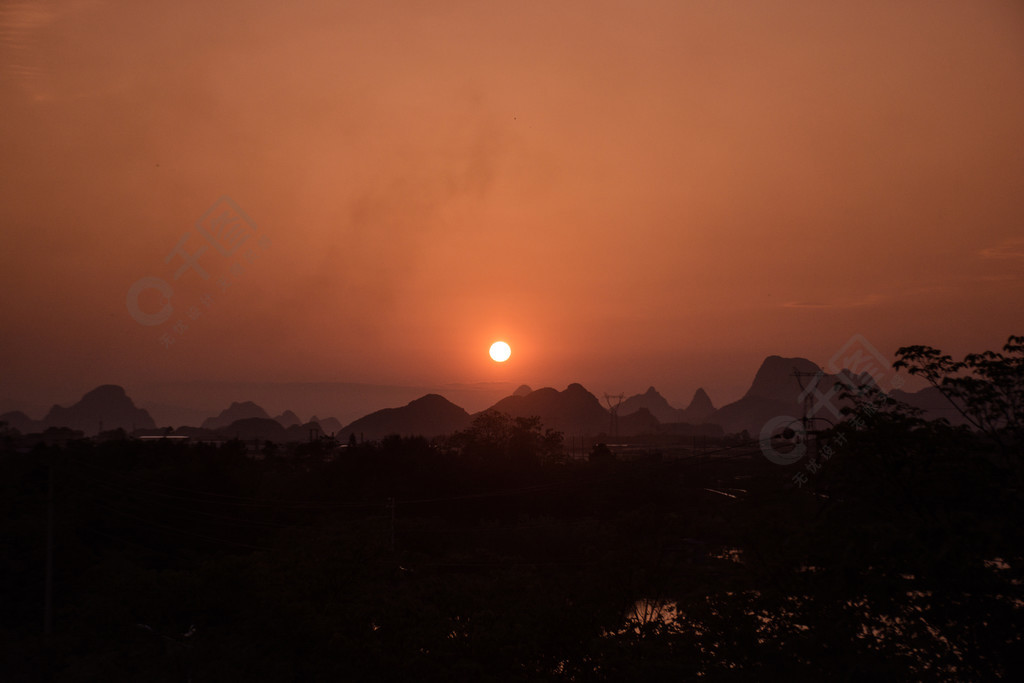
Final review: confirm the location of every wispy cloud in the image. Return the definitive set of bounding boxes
[0,2,57,37]
[781,301,831,309]
[0,2,58,52]
[0,0,104,99]
[796,273,1024,312]
[0,1,56,93]
[979,237,1024,260]
[781,294,886,309]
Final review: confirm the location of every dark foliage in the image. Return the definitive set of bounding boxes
[2,377,1022,680]
[894,335,1024,462]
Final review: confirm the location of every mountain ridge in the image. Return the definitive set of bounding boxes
[43,384,156,436]
[340,394,472,441]
[6,355,954,441]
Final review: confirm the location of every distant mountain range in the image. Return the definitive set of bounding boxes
[487,383,608,435]
[618,386,716,424]
[710,356,846,435]
[201,401,271,430]
[341,394,471,441]
[619,387,686,423]
[0,385,156,436]
[1,354,961,442]
[0,410,43,435]
[309,415,344,434]
[338,383,721,441]
[274,410,302,428]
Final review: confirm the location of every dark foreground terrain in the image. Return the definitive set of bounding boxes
[2,416,1022,681]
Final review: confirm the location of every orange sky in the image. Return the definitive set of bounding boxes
[2,0,1023,416]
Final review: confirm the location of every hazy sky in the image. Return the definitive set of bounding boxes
[2,0,1023,415]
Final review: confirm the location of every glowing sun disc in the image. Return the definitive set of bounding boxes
[489,341,511,362]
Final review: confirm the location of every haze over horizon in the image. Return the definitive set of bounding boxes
[3,1,1022,418]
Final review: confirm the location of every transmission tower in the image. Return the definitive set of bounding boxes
[604,393,625,440]
[789,369,837,459]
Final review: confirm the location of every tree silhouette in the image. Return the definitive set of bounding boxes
[450,410,563,466]
[895,334,1023,461]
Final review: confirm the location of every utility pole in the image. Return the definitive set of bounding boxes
[44,457,54,636]
[792,369,835,461]
[387,497,395,553]
[604,393,625,441]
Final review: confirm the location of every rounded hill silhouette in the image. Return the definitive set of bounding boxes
[44,384,156,435]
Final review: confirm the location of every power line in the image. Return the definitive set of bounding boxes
[604,393,625,439]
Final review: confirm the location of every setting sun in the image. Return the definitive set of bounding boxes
[489,341,511,363]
